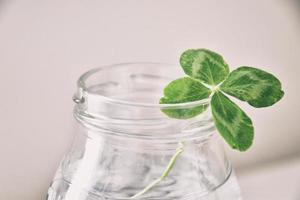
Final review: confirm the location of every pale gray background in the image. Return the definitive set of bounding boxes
[0,0,300,200]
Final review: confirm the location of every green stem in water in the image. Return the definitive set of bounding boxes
[130,142,185,199]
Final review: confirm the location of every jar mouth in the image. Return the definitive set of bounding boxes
[76,62,210,109]
[73,62,214,141]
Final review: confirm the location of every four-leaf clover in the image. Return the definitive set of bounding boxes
[160,49,284,151]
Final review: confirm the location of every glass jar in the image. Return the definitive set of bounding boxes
[47,63,242,200]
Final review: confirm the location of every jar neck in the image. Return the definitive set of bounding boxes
[74,102,215,143]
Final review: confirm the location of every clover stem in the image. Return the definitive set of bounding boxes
[129,142,185,199]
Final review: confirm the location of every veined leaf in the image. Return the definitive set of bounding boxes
[160,77,211,119]
[211,92,254,151]
[180,49,229,85]
[159,49,284,152]
[220,66,284,107]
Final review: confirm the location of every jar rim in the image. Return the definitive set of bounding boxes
[73,62,215,141]
[76,62,210,109]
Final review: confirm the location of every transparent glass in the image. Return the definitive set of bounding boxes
[47,63,242,200]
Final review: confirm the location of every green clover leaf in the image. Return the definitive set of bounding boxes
[220,66,284,107]
[160,49,284,151]
[180,49,229,85]
[160,77,211,119]
[211,92,254,151]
